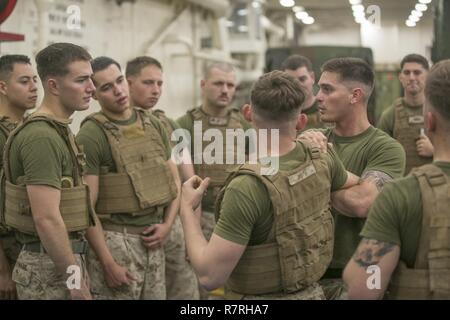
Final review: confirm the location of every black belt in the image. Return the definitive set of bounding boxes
[22,240,88,254]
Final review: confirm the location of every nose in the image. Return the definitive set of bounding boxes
[152,84,161,96]
[316,90,324,102]
[30,81,38,92]
[221,84,229,93]
[87,78,96,93]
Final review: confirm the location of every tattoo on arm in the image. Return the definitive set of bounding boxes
[361,170,393,191]
[352,238,396,268]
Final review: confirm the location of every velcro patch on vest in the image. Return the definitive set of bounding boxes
[122,126,145,139]
[288,164,316,186]
[209,117,228,126]
[409,115,424,124]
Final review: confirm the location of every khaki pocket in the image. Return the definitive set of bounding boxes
[11,265,32,287]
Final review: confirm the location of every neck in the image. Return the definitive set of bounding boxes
[404,92,425,107]
[102,106,133,121]
[431,134,450,163]
[302,95,316,111]
[334,106,371,136]
[37,96,72,119]
[256,128,296,157]
[0,100,26,123]
[202,101,228,117]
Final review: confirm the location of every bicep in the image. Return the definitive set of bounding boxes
[26,185,61,220]
[344,237,400,299]
[361,170,394,191]
[84,175,99,205]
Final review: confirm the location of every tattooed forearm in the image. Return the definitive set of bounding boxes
[352,238,396,268]
[361,171,393,191]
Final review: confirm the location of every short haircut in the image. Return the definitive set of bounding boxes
[203,62,235,80]
[0,55,31,81]
[400,54,429,70]
[126,56,162,78]
[251,70,305,122]
[321,57,375,101]
[425,59,450,122]
[36,43,92,81]
[281,54,313,72]
[91,56,121,74]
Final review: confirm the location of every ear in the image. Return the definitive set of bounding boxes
[425,111,436,133]
[47,78,60,96]
[0,81,7,95]
[296,112,308,131]
[242,104,252,122]
[310,71,315,83]
[200,79,206,89]
[350,88,363,104]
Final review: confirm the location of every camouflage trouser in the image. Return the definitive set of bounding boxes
[319,278,348,300]
[226,282,325,300]
[87,230,166,300]
[165,216,199,300]
[200,210,216,241]
[11,249,85,300]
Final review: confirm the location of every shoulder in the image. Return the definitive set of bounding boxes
[176,111,195,130]
[78,117,106,138]
[369,127,404,151]
[13,120,60,144]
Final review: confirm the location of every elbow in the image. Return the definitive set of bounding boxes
[198,273,225,291]
[343,267,384,300]
[33,214,61,231]
[352,197,372,218]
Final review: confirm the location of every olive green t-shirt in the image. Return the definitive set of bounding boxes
[361,162,450,268]
[8,119,80,244]
[177,107,253,211]
[76,109,172,227]
[214,142,348,246]
[377,98,423,137]
[321,126,406,269]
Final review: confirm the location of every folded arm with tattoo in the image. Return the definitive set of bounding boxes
[331,171,393,218]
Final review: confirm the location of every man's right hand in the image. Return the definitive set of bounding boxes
[298,130,330,153]
[103,261,136,288]
[0,267,17,300]
[69,277,92,300]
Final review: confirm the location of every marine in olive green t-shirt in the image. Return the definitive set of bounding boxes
[377,98,423,137]
[76,109,172,227]
[321,126,406,270]
[176,107,253,211]
[214,142,348,246]
[8,119,81,244]
[360,161,450,268]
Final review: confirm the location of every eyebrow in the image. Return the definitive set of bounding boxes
[99,75,123,90]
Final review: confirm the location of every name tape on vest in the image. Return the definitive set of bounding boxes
[288,164,316,186]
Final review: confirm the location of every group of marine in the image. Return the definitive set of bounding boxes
[0,42,449,300]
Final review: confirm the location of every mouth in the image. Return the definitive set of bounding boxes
[117,96,128,105]
[83,96,92,103]
[29,96,38,101]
